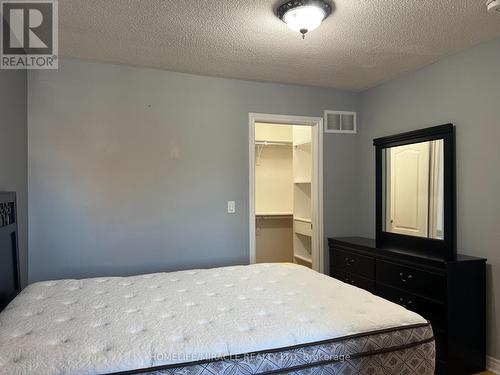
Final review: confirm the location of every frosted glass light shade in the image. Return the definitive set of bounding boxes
[282,5,326,35]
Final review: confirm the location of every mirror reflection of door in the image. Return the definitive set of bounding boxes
[387,142,430,238]
[384,139,444,240]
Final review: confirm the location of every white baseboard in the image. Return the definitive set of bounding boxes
[487,355,500,374]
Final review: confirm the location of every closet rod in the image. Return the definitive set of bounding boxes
[256,214,293,220]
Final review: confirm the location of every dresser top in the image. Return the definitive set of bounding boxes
[329,237,486,268]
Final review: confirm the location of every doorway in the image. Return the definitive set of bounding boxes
[248,113,324,273]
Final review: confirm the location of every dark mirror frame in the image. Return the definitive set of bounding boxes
[373,124,456,261]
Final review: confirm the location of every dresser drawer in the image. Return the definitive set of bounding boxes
[376,260,446,301]
[331,268,375,293]
[434,330,448,361]
[331,248,375,279]
[377,283,446,331]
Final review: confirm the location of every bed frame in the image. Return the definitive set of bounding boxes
[0,192,20,311]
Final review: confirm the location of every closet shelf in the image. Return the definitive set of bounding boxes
[294,141,312,147]
[294,219,312,237]
[255,140,293,165]
[294,180,311,184]
[294,254,312,264]
[256,212,293,217]
[255,141,292,147]
[294,217,312,223]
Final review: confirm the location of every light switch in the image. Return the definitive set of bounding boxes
[227,201,236,214]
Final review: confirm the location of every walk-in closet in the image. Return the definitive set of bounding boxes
[254,123,314,268]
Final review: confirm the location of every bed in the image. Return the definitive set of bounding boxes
[0,194,434,375]
[0,260,434,375]
[0,192,21,312]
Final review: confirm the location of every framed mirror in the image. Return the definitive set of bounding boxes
[374,124,456,260]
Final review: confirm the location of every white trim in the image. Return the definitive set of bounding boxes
[324,110,357,134]
[248,112,325,274]
[487,355,500,374]
[249,117,257,265]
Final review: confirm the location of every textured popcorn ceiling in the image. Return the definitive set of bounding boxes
[59,0,500,91]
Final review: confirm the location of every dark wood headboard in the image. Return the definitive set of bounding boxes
[0,192,20,311]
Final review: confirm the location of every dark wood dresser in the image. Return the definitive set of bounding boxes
[329,237,486,375]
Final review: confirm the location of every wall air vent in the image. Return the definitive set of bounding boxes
[324,110,357,134]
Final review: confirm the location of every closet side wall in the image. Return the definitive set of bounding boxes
[255,124,293,214]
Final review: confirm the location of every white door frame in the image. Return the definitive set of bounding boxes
[248,112,325,274]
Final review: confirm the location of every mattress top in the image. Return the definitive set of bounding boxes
[0,263,426,375]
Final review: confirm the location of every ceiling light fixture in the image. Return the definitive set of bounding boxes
[487,0,500,13]
[277,0,332,39]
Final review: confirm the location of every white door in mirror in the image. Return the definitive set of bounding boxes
[389,143,430,238]
[227,201,236,214]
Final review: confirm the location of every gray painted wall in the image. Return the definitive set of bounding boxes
[360,37,500,358]
[28,59,360,282]
[0,70,28,287]
[27,37,500,358]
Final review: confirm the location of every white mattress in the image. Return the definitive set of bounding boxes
[0,263,427,375]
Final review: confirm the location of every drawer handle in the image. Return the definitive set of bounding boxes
[399,297,414,309]
[399,272,413,283]
[344,277,355,285]
[345,257,356,266]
